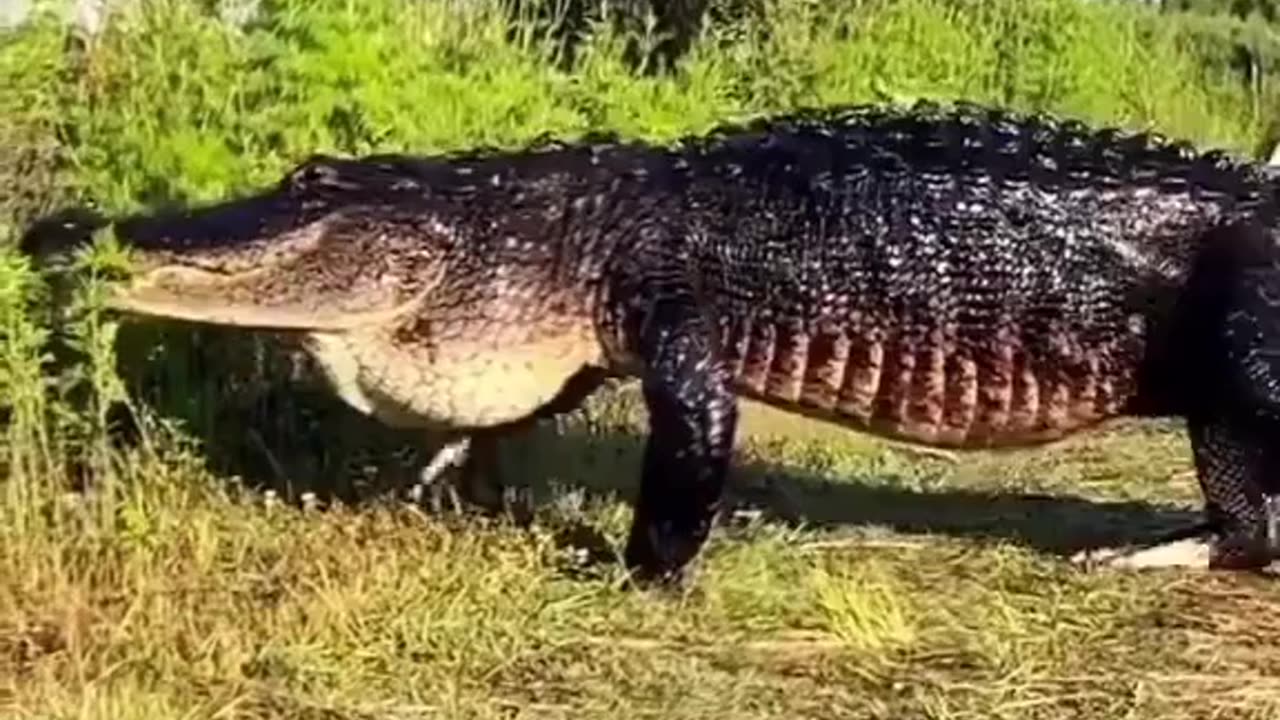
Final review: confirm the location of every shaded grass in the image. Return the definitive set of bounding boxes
[4,0,1280,717]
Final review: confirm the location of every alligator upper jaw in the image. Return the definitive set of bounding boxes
[103,266,420,332]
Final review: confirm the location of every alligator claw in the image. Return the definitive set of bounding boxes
[1071,505,1280,574]
[407,436,473,514]
[407,434,538,526]
[1071,537,1214,570]
[500,485,536,528]
[418,436,473,488]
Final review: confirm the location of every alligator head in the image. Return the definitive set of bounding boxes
[20,158,456,332]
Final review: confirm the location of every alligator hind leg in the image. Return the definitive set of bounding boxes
[1086,219,1280,572]
[1089,417,1275,571]
[1185,417,1274,569]
[621,292,739,585]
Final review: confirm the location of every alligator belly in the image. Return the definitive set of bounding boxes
[304,326,605,431]
[721,317,1140,450]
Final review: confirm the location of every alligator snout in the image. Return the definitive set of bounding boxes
[18,206,110,266]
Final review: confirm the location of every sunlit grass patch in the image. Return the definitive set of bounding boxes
[810,558,918,656]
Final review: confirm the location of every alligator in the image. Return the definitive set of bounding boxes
[21,100,1280,584]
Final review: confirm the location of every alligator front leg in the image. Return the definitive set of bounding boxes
[418,436,473,489]
[455,432,536,526]
[414,367,609,522]
[412,433,533,523]
[622,292,739,585]
[411,434,473,514]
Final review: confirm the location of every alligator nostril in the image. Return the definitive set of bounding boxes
[18,206,110,264]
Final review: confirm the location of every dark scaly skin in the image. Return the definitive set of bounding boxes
[21,101,1280,583]
[669,106,1266,447]
[1174,218,1280,568]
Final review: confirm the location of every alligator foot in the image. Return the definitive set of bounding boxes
[1073,536,1214,571]
[409,432,536,526]
[410,369,607,523]
[419,436,473,487]
[456,433,536,528]
[409,436,473,514]
[1075,535,1280,575]
[1074,494,1280,575]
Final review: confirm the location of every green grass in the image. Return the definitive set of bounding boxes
[4,0,1280,717]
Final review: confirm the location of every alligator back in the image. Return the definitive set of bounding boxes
[260,103,1276,449]
[667,104,1278,448]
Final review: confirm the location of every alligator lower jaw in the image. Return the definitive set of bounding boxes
[103,292,328,330]
[103,284,417,332]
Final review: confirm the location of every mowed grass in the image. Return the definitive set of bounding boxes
[4,0,1280,717]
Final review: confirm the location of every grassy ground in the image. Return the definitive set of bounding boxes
[9,396,1280,719]
[4,0,1280,718]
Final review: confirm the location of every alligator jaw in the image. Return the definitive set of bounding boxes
[104,265,430,332]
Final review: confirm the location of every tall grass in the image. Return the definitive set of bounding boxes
[7,0,1275,213]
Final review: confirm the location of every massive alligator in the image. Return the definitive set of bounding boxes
[21,101,1280,583]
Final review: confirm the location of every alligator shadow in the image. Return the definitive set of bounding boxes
[725,467,1201,556]
[500,421,1203,558]
[103,323,1200,561]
